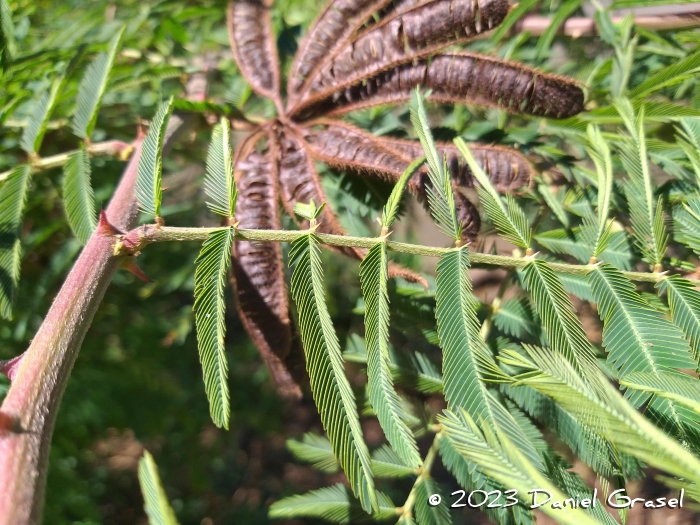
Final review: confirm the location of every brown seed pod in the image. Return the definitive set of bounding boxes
[231,132,302,400]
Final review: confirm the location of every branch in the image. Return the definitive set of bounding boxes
[116,225,679,285]
[0,72,207,525]
[515,10,700,37]
[0,140,132,183]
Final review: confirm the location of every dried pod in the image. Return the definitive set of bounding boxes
[303,0,510,104]
[227,1,281,101]
[231,133,302,399]
[300,53,585,119]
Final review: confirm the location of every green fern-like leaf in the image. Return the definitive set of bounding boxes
[588,264,695,395]
[20,77,62,155]
[381,158,424,231]
[439,436,535,525]
[628,49,700,100]
[370,445,415,478]
[535,229,633,270]
[621,372,700,415]
[615,98,668,267]
[360,242,421,468]
[0,165,31,319]
[585,125,614,258]
[193,228,233,429]
[522,260,596,372]
[438,410,603,525]
[435,247,488,413]
[455,138,531,250]
[414,475,452,525]
[660,275,700,364]
[289,233,377,513]
[204,117,237,218]
[493,297,541,341]
[287,433,338,473]
[501,346,700,484]
[409,89,459,241]
[71,26,124,139]
[62,145,96,244]
[138,451,180,525]
[675,196,700,257]
[136,97,173,218]
[269,484,395,523]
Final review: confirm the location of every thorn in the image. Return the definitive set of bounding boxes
[136,119,146,140]
[0,353,24,381]
[98,210,124,236]
[121,258,152,282]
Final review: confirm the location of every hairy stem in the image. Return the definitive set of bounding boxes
[0,72,207,525]
[119,225,681,284]
[0,138,144,525]
[0,140,132,183]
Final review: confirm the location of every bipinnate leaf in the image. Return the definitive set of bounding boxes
[659,275,700,364]
[136,97,173,218]
[71,26,124,140]
[138,451,180,525]
[287,433,338,473]
[289,232,377,513]
[0,165,31,319]
[269,484,396,523]
[381,158,424,230]
[205,117,237,218]
[455,138,531,250]
[410,89,460,242]
[615,98,667,267]
[62,145,96,245]
[588,264,697,439]
[501,346,700,484]
[438,410,603,525]
[522,260,597,373]
[360,242,421,468]
[20,77,62,155]
[193,228,234,429]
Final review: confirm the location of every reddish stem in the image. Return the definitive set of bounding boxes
[0,138,143,525]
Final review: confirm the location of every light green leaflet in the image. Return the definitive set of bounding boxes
[62,145,96,244]
[269,484,396,523]
[409,89,459,242]
[455,138,531,250]
[138,451,180,525]
[193,228,234,429]
[72,26,125,139]
[289,232,377,513]
[0,165,31,319]
[136,97,174,218]
[20,76,63,155]
[204,117,237,218]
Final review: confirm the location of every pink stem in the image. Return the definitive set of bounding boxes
[0,138,143,525]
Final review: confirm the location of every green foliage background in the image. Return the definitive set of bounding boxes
[3,0,700,524]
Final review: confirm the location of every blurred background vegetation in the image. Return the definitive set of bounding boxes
[2,0,700,523]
